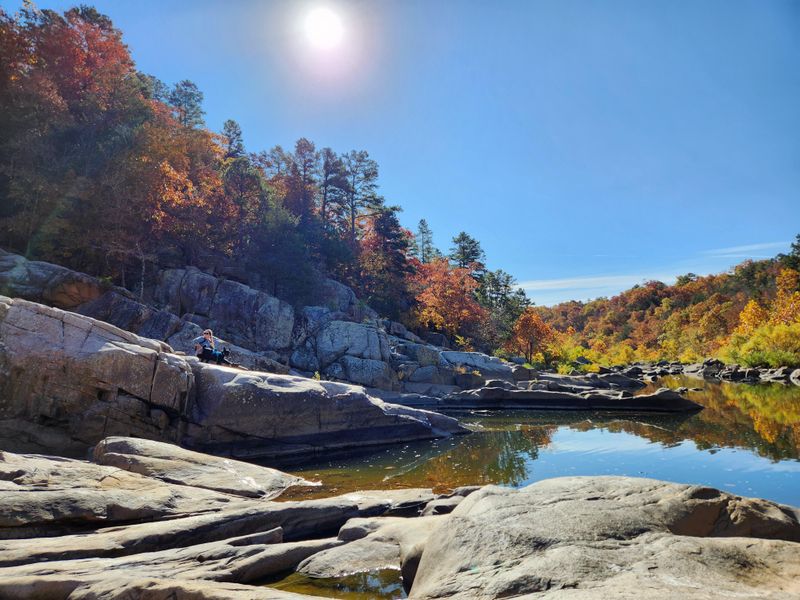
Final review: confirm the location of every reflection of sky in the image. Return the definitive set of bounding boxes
[519,428,800,506]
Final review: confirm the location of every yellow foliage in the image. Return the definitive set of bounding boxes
[735,299,768,336]
[770,269,800,326]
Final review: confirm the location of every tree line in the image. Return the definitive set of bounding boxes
[526,241,800,370]
[0,5,528,351]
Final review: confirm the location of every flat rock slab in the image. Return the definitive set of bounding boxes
[0,450,245,537]
[188,364,466,459]
[0,576,321,600]
[93,436,315,499]
[443,387,702,412]
[410,476,800,599]
[0,535,342,587]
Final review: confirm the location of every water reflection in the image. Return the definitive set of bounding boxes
[265,569,406,599]
[278,379,800,506]
[643,376,800,461]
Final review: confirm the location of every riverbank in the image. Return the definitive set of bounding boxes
[1,436,798,599]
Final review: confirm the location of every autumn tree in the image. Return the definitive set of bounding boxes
[506,308,557,364]
[734,299,768,336]
[411,258,488,339]
[357,207,414,319]
[770,268,800,325]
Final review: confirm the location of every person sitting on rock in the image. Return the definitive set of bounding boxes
[193,329,232,365]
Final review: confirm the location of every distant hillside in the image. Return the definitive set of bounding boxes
[535,246,800,367]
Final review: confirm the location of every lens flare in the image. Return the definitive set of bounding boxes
[304,7,344,50]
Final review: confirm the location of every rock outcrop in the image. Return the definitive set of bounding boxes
[92,436,312,499]
[0,295,466,459]
[442,383,703,412]
[0,249,105,310]
[187,362,464,458]
[410,477,800,599]
[2,447,798,600]
[154,267,296,351]
[0,295,193,456]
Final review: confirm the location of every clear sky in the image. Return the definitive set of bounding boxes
[4,0,799,305]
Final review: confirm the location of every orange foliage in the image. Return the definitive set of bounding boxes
[506,307,557,364]
[410,258,487,337]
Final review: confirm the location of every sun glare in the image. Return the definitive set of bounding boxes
[304,7,344,50]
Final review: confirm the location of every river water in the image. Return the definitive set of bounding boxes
[264,377,800,598]
[275,377,800,507]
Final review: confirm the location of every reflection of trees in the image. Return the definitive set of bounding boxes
[277,380,799,501]
[418,428,551,490]
[612,376,800,461]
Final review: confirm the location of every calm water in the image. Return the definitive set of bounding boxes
[275,377,800,506]
[267,377,800,598]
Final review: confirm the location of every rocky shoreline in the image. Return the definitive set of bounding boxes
[0,437,798,599]
[0,294,465,459]
[1,251,799,598]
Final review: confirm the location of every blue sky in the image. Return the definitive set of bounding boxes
[4,0,799,305]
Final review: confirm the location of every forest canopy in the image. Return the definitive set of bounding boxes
[1,5,798,366]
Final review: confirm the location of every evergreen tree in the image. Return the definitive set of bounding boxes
[343,150,380,246]
[413,219,440,263]
[169,80,204,127]
[476,269,531,346]
[222,119,244,158]
[318,147,348,230]
[139,73,169,102]
[450,231,485,271]
[778,234,800,273]
[289,138,319,223]
[358,207,414,318]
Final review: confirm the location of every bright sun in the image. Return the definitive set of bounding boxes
[304,7,344,50]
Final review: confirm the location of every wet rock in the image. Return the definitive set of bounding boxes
[297,515,446,592]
